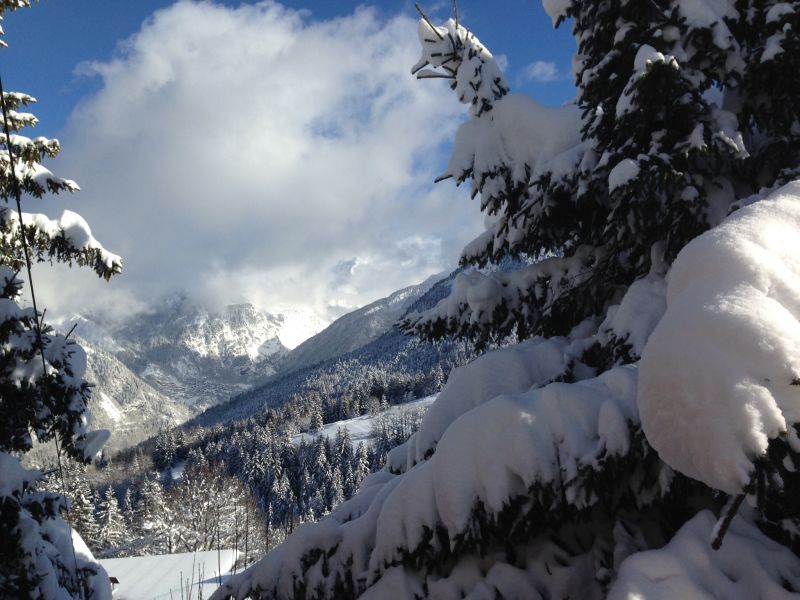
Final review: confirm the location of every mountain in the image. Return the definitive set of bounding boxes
[81,341,192,451]
[278,273,444,375]
[191,270,474,427]
[64,297,291,410]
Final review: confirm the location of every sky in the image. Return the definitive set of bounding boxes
[0,1,576,346]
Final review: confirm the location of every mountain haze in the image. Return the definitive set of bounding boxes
[277,273,444,375]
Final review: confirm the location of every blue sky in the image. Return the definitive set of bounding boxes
[1,1,577,343]
[2,1,575,131]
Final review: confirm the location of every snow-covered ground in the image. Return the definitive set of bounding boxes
[99,549,238,600]
[293,396,436,447]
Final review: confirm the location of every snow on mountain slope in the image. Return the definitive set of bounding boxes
[63,297,293,409]
[192,272,473,428]
[273,306,330,350]
[294,396,436,447]
[279,273,445,374]
[81,341,192,451]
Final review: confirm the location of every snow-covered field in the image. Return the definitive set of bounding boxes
[293,396,436,447]
[99,550,238,600]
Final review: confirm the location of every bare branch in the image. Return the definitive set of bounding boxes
[416,70,456,80]
[415,3,443,40]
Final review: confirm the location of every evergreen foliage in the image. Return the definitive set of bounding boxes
[0,2,121,598]
[96,486,125,552]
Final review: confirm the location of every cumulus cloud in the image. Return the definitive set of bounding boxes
[32,1,481,329]
[524,60,558,82]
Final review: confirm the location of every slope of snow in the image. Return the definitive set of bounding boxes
[99,550,238,600]
[293,396,436,447]
[70,298,292,409]
[272,306,329,350]
[639,180,800,494]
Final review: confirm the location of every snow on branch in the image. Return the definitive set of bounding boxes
[212,336,672,600]
[402,245,606,345]
[386,335,577,471]
[0,208,122,280]
[639,179,800,495]
[412,16,508,117]
[609,510,800,599]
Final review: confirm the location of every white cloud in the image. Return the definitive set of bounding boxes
[524,60,558,82]
[495,53,509,72]
[31,2,482,328]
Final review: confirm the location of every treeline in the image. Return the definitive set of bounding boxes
[49,401,426,564]
[194,327,473,426]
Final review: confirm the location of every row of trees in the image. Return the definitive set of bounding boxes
[58,401,426,566]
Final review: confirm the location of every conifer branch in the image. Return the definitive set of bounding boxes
[415,3,443,40]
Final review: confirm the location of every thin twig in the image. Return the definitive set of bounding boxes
[415,3,443,40]
[416,71,456,80]
[711,491,748,550]
[453,0,459,32]
[410,59,430,75]
[63,321,78,341]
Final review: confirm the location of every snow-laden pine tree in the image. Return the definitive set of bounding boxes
[214,2,800,598]
[96,486,125,554]
[0,2,121,598]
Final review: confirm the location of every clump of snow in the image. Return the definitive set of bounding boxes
[413,18,507,118]
[78,428,111,460]
[374,366,639,560]
[676,0,738,50]
[609,510,800,599]
[443,93,581,188]
[639,180,800,494]
[66,527,112,600]
[608,158,640,191]
[388,336,576,471]
[0,451,37,497]
[0,207,122,273]
[616,47,679,118]
[542,0,571,24]
[598,242,668,357]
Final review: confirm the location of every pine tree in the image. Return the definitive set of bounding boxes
[69,479,100,551]
[352,441,370,490]
[139,473,174,554]
[213,3,800,599]
[96,486,125,553]
[121,486,137,531]
[0,2,121,598]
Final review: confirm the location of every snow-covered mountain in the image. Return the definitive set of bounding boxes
[81,341,192,451]
[278,273,444,374]
[56,297,301,415]
[61,272,456,443]
[192,270,472,427]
